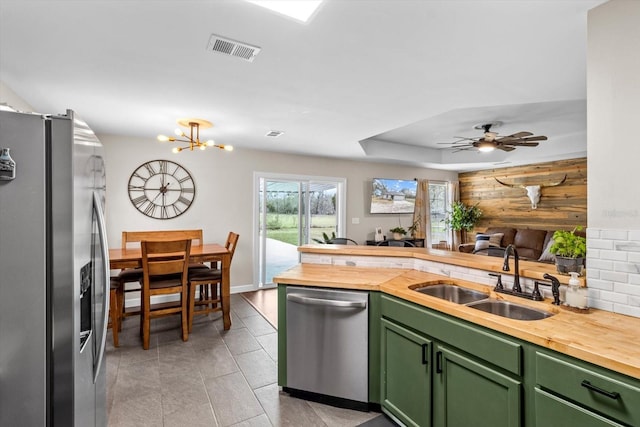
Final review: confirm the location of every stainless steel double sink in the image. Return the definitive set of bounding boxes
[413,283,553,321]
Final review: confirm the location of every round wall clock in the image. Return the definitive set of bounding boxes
[127,159,195,219]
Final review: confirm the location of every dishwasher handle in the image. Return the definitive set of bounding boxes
[287,293,367,308]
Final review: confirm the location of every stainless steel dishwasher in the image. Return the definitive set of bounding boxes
[285,286,369,409]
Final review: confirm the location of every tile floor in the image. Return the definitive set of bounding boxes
[106,294,388,426]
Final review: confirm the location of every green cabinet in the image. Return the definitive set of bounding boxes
[534,388,624,427]
[380,294,523,427]
[380,318,431,427]
[534,350,640,426]
[433,343,522,427]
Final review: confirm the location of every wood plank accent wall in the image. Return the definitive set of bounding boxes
[459,158,587,233]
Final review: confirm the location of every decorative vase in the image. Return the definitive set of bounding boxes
[393,232,403,240]
[555,256,585,276]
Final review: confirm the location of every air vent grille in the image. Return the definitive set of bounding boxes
[266,130,284,137]
[207,34,261,62]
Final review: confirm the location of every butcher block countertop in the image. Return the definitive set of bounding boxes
[275,262,640,380]
[297,243,583,285]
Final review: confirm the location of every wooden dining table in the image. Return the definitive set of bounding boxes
[109,243,232,330]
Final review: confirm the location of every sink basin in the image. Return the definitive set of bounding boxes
[414,284,489,305]
[466,300,553,320]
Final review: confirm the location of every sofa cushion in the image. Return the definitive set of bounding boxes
[485,228,517,247]
[538,237,556,263]
[514,229,548,260]
[474,234,491,251]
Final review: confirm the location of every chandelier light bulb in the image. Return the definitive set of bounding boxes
[206,139,215,146]
[157,134,170,142]
[199,145,206,150]
[172,147,181,154]
[224,145,234,151]
[174,128,183,137]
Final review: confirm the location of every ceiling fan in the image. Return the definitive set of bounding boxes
[441,123,548,153]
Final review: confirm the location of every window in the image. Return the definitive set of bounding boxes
[428,182,448,245]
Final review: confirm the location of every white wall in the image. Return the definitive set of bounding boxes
[0,81,34,112]
[100,134,457,290]
[587,0,640,317]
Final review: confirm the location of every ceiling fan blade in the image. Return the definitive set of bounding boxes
[512,142,540,147]
[495,136,519,143]
[521,135,547,142]
[508,131,534,138]
[497,145,516,152]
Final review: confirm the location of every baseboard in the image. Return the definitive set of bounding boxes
[124,283,256,308]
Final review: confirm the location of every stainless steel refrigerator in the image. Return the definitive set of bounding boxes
[0,109,109,426]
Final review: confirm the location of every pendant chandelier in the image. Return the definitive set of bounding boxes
[157,118,233,154]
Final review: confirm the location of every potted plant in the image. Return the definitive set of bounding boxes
[390,226,407,240]
[549,226,586,275]
[408,215,421,238]
[444,201,482,243]
[312,231,336,244]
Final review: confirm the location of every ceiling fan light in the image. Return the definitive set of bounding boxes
[477,141,495,152]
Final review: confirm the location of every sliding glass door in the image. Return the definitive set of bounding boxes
[255,173,346,288]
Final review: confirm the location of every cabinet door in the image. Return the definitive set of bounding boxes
[433,343,522,427]
[380,318,431,427]
[534,388,624,427]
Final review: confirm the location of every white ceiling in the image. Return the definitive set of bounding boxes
[0,0,606,171]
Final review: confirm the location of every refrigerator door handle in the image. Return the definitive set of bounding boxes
[93,191,110,384]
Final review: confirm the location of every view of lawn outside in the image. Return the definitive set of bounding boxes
[265,213,336,245]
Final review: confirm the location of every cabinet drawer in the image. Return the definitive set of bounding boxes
[534,388,624,427]
[381,294,522,376]
[536,351,640,426]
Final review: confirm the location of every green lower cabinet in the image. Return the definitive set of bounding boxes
[380,318,431,427]
[433,343,522,427]
[534,388,624,427]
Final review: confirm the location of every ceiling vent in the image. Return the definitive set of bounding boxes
[206,34,261,62]
[266,130,284,137]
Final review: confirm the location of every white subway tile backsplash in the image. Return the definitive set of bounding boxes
[601,229,629,240]
[586,278,614,291]
[614,262,640,274]
[599,250,628,262]
[588,239,614,250]
[614,282,640,296]
[585,258,614,270]
[599,290,630,304]
[600,270,628,283]
[586,228,640,318]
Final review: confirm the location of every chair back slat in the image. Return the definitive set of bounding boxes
[225,232,240,261]
[122,229,203,249]
[141,239,191,279]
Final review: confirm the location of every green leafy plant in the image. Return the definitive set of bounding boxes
[550,226,586,258]
[390,226,407,235]
[444,201,482,232]
[408,215,421,237]
[312,231,336,244]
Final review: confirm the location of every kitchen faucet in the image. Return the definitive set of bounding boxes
[502,244,522,293]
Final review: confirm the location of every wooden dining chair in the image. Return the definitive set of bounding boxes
[117,229,205,320]
[188,232,239,332]
[108,277,123,347]
[139,239,191,350]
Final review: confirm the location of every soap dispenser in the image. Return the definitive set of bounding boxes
[565,272,588,309]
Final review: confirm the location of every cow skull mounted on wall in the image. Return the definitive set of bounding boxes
[494,175,567,209]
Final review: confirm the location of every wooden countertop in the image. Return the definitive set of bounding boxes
[275,263,640,380]
[298,244,584,285]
